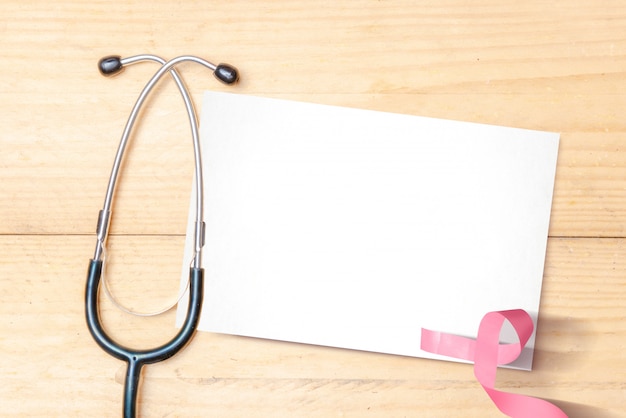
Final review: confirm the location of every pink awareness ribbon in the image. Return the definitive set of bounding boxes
[421,309,567,418]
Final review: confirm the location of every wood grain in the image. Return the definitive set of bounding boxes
[1,0,625,416]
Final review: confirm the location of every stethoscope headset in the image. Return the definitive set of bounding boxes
[85,54,238,417]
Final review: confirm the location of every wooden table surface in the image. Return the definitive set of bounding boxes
[1,1,625,416]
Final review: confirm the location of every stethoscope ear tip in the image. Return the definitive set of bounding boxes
[214,63,239,85]
[98,55,124,77]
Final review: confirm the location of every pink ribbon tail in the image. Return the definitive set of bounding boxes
[421,309,567,418]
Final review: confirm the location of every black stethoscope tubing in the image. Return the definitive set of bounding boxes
[86,260,204,417]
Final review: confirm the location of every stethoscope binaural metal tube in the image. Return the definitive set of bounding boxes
[94,54,237,268]
[92,54,200,263]
[86,54,238,418]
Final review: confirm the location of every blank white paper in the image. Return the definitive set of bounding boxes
[177,92,559,370]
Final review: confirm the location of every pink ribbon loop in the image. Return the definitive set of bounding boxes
[421,309,567,418]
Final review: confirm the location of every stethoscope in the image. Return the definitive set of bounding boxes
[85,54,238,417]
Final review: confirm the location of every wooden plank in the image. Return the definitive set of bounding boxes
[2,1,626,237]
[0,235,623,416]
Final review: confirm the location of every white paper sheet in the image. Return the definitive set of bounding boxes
[177,92,559,370]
